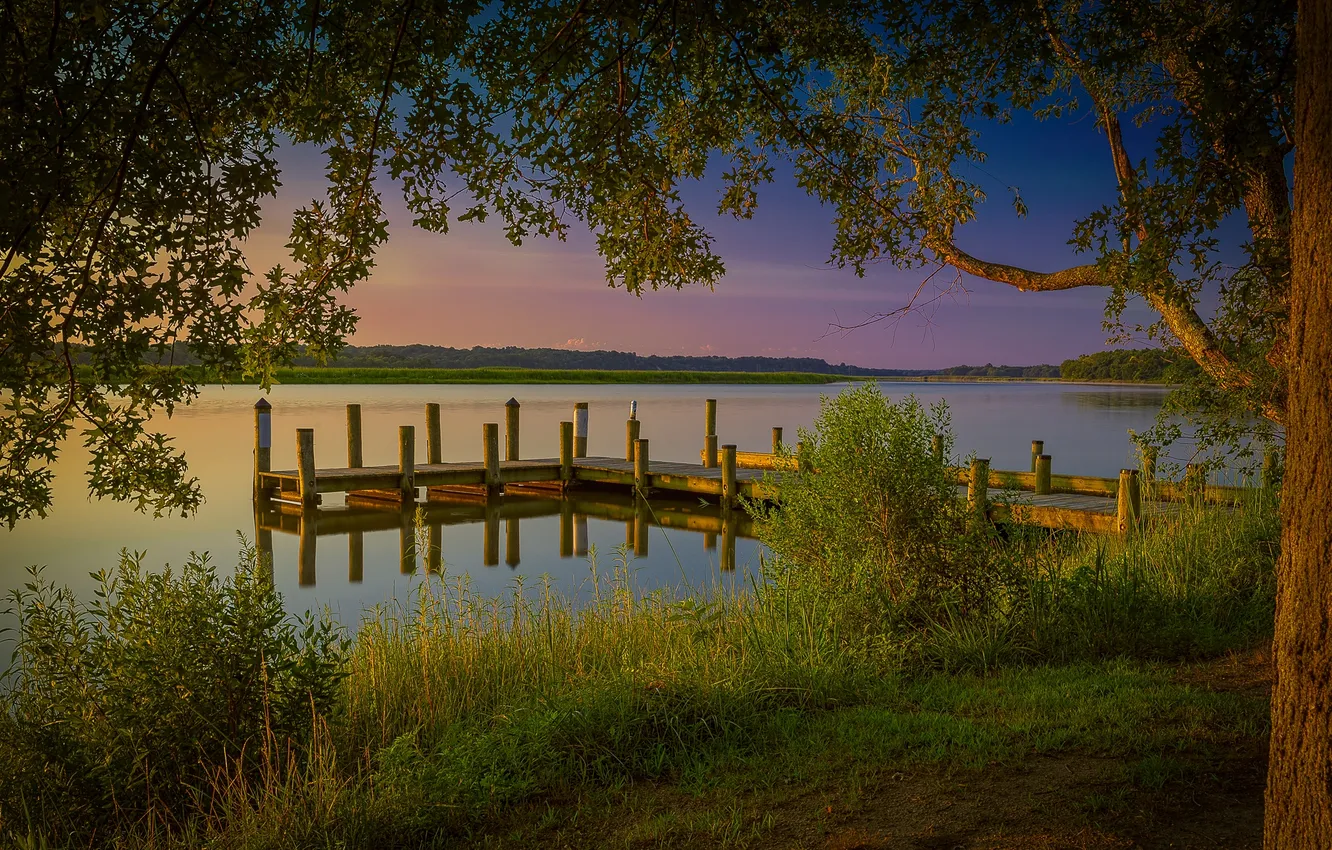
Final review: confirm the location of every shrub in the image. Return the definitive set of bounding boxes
[0,544,347,844]
[752,384,1010,635]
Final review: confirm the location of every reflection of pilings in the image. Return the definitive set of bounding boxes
[349,531,364,583]
[505,517,520,567]
[574,513,588,557]
[560,501,574,558]
[484,504,500,566]
[704,531,717,551]
[633,497,649,557]
[720,512,736,572]
[299,513,316,586]
[400,523,415,574]
[427,524,442,573]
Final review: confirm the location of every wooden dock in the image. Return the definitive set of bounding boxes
[250,396,1268,583]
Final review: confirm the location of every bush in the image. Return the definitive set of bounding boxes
[752,384,1011,635]
[0,545,347,844]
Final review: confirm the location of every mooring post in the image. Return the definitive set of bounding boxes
[931,433,943,464]
[348,531,364,583]
[506,517,520,568]
[721,444,737,507]
[559,501,574,558]
[426,403,442,465]
[1030,440,1044,473]
[626,418,641,462]
[346,404,362,468]
[505,398,520,461]
[1035,454,1052,495]
[573,402,589,458]
[634,438,650,493]
[772,427,783,454]
[483,503,499,566]
[796,440,807,472]
[1117,468,1141,534]
[398,425,415,502]
[559,421,573,486]
[297,428,317,508]
[253,398,272,503]
[704,398,718,467]
[483,423,500,493]
[967,457,990,519]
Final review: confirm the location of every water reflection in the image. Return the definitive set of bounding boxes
[1061,389,1171,410]
[256,489,750,588]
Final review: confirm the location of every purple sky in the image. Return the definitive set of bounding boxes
[243,112,1185,370]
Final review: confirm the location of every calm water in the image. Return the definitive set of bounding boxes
[3,382,1168,623]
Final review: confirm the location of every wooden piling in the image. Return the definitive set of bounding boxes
[253,399,271,502]
[1116,469,1141,534]
[1031,440,1044,473]
[931,433,943,464]
[968,458,990,517]
[721,444,737,506]
[796,440,807,472]
[704,399,718,467]
[348,531,364,583]
[346,404,362,468]
[505,517,520,567]
[297,428,317,507]
[634,438,650,492]
[573,402,589,458]
[772,427,783,454]
[483,423,500,493]
[398,425,415,502]
[704,531,717,551]
[1035,454,1052,495]
[505,398,520,461]
[426,403,442,464]
[626,418,641,462]
[559,421,573,485]
[704,434,719,469]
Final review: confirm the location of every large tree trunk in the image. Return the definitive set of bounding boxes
[1264,0,1332,845]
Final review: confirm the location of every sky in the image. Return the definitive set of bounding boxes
[242,110,1175,370]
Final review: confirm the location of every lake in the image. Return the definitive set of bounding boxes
[3,382,1170,624]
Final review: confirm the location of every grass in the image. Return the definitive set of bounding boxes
[0,497,1278,848]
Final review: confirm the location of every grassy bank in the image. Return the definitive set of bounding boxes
[225,367,858,384]
[0,494,1278,848]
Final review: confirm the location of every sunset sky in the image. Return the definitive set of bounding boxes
[243,109,1229,370]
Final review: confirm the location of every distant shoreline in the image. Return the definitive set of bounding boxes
[211,367,1171,387]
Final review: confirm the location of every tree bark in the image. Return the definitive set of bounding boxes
[1264,0,1332,844]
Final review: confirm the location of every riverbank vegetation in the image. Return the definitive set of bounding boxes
[0,390,1278,848]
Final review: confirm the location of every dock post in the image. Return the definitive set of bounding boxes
[559,421,573,486]
[722,444,737,507]
[704,399,718,467]
[505,398,520,461]
[398,425,416,502]
[298,510,316,586]
[634,438,651,493]
[931,433,943,464]
[505,517,520,567]
[559,501,574,558]
[796,440,807,472]
[626,418,641,462]
[574,513,588,557]
[426,403,442,464]
[1117,469,1141,534]
[1262,448,1281,489]
[633,499,649,557]
[253,398,271,502]
[483,423,500,494]
[772,427,783,454]
[1030,440,1044,473]
[483,503,500,566]
[348,531,364,583]
[573,402,589,457]
[1035,454,1052,495]
[967,458,990,519]
[347,404,362,468]
[297,428,317,508]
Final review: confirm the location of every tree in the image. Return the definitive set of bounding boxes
[1265,0,1331,841]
